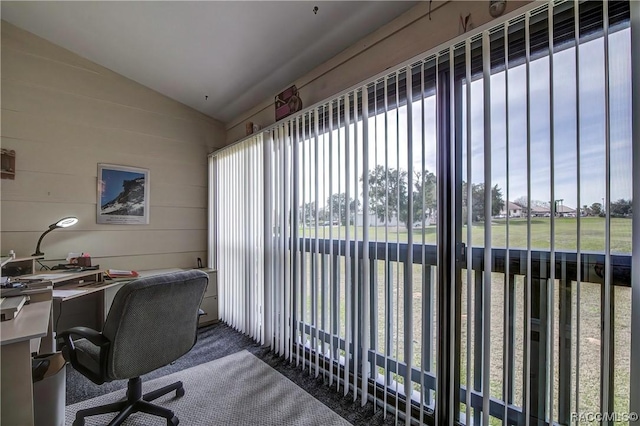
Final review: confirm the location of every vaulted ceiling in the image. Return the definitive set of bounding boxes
[1,1,418,123]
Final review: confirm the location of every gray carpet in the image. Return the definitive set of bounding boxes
[66,350,351,426]
[66,322,400,425]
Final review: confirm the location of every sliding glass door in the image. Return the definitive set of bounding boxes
[210,1,635,424]
[453,1,633,425]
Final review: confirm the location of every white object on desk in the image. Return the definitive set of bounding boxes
[0,295,27,321]
[28,273,75,281]
[52,289,87,299]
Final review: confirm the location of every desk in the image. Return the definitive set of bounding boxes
[0,292,52,426]
[18,270,112,332]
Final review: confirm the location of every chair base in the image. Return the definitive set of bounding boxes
[73,377,184,426]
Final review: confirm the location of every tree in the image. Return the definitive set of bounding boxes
[590,202,602,216]
[414,170,437,223]
[326,193,360,225]
[300,202,316,224]
[610,199,632,217]
[363,165,412,229]
[463,183,505,222]
[582,204,590,216]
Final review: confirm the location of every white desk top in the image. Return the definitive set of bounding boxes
[0,299,52,346]
[20,269,103,284]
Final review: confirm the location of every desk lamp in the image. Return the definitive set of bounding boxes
[32,216,78,256]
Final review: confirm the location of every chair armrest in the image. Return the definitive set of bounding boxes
[59,326,109,348]
[58,326,110,385]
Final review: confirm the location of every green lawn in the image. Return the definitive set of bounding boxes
[296,216,632,424]
[300,217,632,254]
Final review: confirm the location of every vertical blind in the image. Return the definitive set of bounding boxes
[212,135,265,343]
[210,1,636,424]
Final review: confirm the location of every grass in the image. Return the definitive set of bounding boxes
[296,217,632,424]
[300,217,632,254]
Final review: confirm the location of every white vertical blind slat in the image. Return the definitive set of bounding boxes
[481,29,492,426]
[524,11,533,426]
[352,92,360,402]
[394,71,401,425]
[328,102,335,387]
[464,38,473,425]
[361,86,371,407]
[419,61,426,425]
[630,0,640,415]
[405,67,414,422]
[502,20,511,424]
[314,108,321,377]
[602,0,613,416]
[344,94,352,397]
[547,5,556,422]
[574,0,582,413]
[383,75,390,420]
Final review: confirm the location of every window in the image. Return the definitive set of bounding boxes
[210,1,636,424]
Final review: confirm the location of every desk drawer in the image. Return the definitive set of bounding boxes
[200,269,217,298]
[199,295,218,326]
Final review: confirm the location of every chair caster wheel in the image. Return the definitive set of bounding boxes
[73,419,85,426]
[168,416,179,425]
[176,387,185,397]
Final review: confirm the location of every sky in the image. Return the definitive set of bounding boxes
[297,28,632,212]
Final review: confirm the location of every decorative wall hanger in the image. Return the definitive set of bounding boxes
[275,85,303,122]
[489,0,507,18]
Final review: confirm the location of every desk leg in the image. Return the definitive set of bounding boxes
[1,340,35,426]
[41,305,55,354]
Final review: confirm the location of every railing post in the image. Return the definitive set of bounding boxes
[529,251,549,424]
[507,273,516,413]
[370,257,378,382]
[331,252,339,360]
[474,271,483,426]
[321,253,328,362]
[557,254,572,424]
[386,260,394,387]
[356,255,364,381]
[423,264,434,406]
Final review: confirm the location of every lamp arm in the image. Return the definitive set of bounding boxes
[32,227,55,256]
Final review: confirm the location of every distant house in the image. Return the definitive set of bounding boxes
[517,204,550,217]
[500,202,523,218]
[530,205,550,217]
[556,205,576,217]
[512,203,576,218]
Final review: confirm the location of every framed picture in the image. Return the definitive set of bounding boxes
[97,164,149,225]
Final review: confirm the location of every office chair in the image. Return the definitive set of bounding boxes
[60,270,208,426]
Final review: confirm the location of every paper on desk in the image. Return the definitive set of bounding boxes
[53,289,87,298]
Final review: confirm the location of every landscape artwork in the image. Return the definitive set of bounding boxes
[97,164,149,224]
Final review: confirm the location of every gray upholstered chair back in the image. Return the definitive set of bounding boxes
[102,270,208,380]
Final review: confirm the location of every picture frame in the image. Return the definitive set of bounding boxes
[97,164,150,225]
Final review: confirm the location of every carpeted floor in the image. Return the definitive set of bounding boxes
[66,322,400,425]
[66,350,351,426]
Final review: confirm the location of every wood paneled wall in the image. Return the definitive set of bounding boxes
[1,21,226,271]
